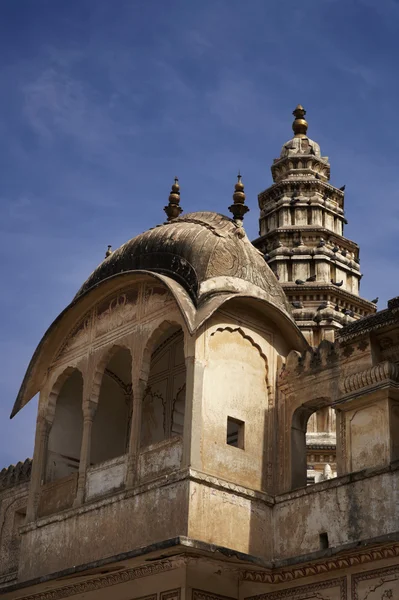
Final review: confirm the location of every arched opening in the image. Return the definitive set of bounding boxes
[45,369,83,483]
[291,402,337,489]
[140,325,186,448]
[91,347,132,465]
[306,407,337,484]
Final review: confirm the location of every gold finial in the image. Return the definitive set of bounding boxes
[292,104,308,138]
[105,245,113,258]
[229,172,249,226]
[164,177,183,221]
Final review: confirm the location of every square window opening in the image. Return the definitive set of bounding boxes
[226,417,245,449]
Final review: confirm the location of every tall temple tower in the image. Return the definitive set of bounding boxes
[253,105,376,345]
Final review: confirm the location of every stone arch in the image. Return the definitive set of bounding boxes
[291,396,335,490]
[45,367,84,483]
[90,342,132,406]
[140,320,186,449]
[47,365,83,421]
[90,344,133,465]
[210,326,272,400]
[141,317,186,382]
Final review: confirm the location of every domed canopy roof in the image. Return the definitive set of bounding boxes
[278,104,327,162]
[280,135,323,159]
[76,211,290,315]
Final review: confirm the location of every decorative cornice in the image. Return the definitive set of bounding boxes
[5,540,399,598]
[258,179,343,206]
[281,284,375,310]
[242,542,399,585]
[342,361,399,395]
[253,228,359,253]
[337,306,399,342]
[16,559,184,600]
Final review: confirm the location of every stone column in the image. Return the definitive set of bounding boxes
[26,408,52,522]
[316,259,330,283]
[312,207,323,226]
[74,400,97,507]
[126,377,146,487]
[280,207,291,227]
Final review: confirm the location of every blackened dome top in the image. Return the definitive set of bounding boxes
[75,211,291,316]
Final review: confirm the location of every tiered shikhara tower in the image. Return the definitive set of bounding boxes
[253,105,376,346]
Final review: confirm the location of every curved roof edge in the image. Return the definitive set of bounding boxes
[11,270,307,419]
[11,271,194,419]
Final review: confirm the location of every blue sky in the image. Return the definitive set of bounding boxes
[1,0,399,467]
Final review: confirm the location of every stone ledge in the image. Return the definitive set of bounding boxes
[275,460,399,502]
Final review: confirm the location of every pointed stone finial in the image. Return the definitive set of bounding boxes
[292,104,308,138]
[164,177,183,221]
[229,172,249,226]
[105,245,113,258]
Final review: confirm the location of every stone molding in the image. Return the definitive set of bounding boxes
[189,468,274,505]
[4,542,399,599]
[15,559,184,600]
[193,589,235,600]
[0,571,17,586]
[258,179,341,206]
[342,362,399,395]
[242,542,399,585]
[245,577,346,599]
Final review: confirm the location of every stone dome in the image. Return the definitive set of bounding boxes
[76,211,291,315]
[280,135,322,159]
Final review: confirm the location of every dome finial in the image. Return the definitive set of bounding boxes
[164,177,183,221]
[292,104,308,138]
[229,172,249,226]
[105,245,113,258]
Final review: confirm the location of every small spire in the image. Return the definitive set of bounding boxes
[292,104,308,138]
[105,245,113,258]
[164,177,182,221]
[228,172,249,226]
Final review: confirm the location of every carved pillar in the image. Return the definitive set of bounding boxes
[126,377,146,487]
[26,407,52,522]
[74,400,97,507]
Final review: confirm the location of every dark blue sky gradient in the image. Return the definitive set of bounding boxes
[1,0,399,466]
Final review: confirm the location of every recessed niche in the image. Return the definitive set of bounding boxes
[319,532,329,550]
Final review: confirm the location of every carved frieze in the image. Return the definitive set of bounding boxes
[143,285,172,316]
[54,312,91,361]
[15,559,183,600]
[243,543,399,585]
[95,290,138,337]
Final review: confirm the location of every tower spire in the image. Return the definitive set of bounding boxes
[292,104,308,138]
[229,172,249,226]
[164,177,182,221]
